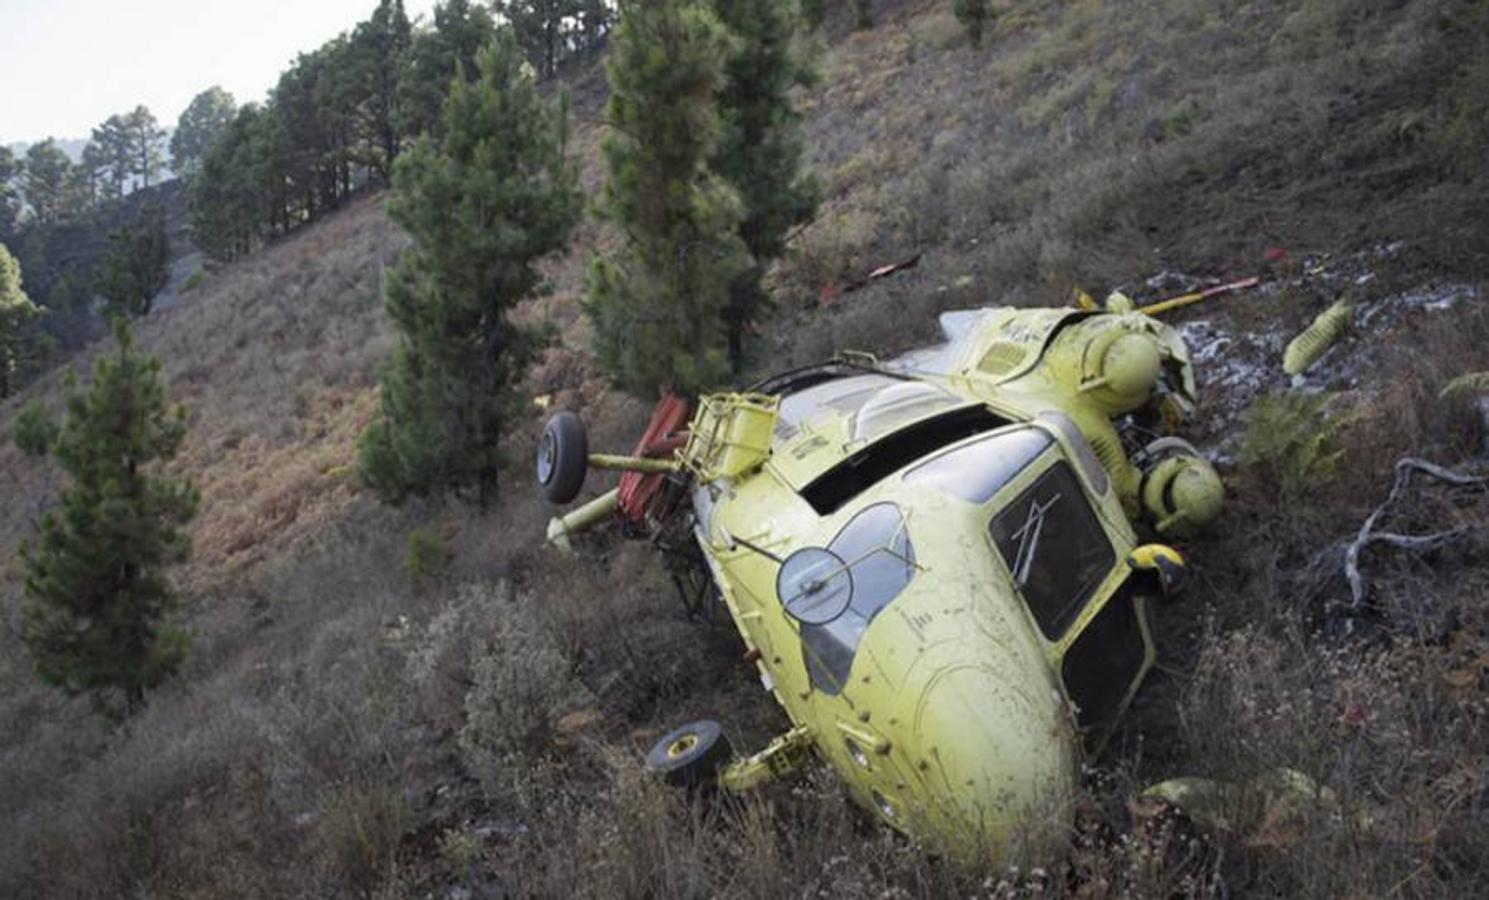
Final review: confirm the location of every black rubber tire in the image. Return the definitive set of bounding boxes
[537,411,588,504]
[644,720,733,788]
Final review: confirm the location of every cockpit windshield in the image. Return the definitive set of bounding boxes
[794,503,917,695]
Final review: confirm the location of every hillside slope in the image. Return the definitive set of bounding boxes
[3,1,1488,897]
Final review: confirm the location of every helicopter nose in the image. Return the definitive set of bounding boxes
[911,664,1076,860]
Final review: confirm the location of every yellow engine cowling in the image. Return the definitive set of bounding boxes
[1137,439,1224,536]
[1040,314,1175,417]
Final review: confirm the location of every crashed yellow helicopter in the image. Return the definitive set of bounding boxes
[535,300,1225,864]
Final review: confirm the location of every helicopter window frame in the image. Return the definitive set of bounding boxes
[902,426,1054,504]
[987,460,1115,641]
[799,404,1011,515]
[795,502,918,695]
[773,373,897,442]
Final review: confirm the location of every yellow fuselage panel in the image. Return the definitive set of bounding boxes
[698,412,1143,860]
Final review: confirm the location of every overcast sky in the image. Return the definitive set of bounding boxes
[1,0,436,144]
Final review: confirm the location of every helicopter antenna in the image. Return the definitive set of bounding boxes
[718,525,784,564]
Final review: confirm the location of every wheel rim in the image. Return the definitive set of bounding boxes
[537,430,557,484]
[666,734,699,759]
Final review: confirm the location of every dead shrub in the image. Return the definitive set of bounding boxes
[313,782,410,895]
[1176,617,1489,896]
[445,582,593,800]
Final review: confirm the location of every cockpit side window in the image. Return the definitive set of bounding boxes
[798,503,916,694]
[988,461,1114,640]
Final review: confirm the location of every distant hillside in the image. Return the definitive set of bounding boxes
[6,134,176,182]
[4,137,91,162]
[2,178,196,354]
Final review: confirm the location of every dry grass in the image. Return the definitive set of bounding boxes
[760,0,1489,374]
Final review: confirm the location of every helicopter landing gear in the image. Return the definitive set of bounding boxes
[716,725,813,792]
[646,723,814,792]
[644,720,733,787]
[538,412,588,504]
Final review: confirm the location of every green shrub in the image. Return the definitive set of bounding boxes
[181,270,205,293]
[1237,391,1350,499]
[12,398,57,457]
[404,528,452,584]
[954,0,992,47]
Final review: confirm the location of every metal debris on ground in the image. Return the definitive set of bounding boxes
[1138,276,1261,317]
[825,252,923,303]
[1141,768,1343,848]
[1283,299,1354,377]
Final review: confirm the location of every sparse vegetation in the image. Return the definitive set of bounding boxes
[454,582,593,800]
[404,527,452,584]
[953,0,990,47]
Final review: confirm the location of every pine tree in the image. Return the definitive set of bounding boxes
[22,140,71,225]
[953,0,991,47]
[171,87,238,182]
[122,106,166,188]
[187,105,266,261]
[0,146,23,237]
[98,206,170,317]
[73,141,111,210]
[800,0,824,29]
[496,0,580,79]
[351,0,413,180]
[89,115,133,200]
[586,0,750,397]
[0,244,43,399]
[712,0,819,372]
[272,48,341,223]
[13,398,58,458]
[398,0,498,140]
[358,28,581,505]
[19,320,198,717]
[576,0,615,56]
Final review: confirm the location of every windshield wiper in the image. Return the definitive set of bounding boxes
[1009,492,1061,587]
